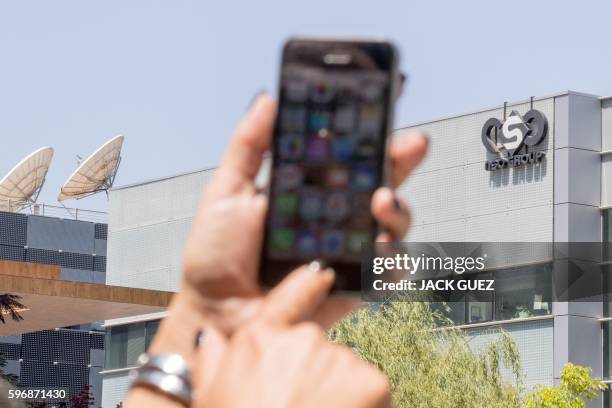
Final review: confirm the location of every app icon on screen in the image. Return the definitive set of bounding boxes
[281,107,307,133]
[285,78,309,102]
[360,105,383,134]
[305,136,329,162]
[332,136,353,161]
[351,193,372,228]
[300,189,323,221]
[303,165,326,186]
[347,230,370,255]
[275,164,303,191]
[308,110,331,133]
[274,192,298,217]
[326,165,350,188]
[270,228,295,252]
[334,105,357,133]
[361,81,383,102]
[352,165,377,191]
[355,136,378,159]
[311,82,334,103]
[324,192,350,222]
[279,134,305,161]
[321,230,344,257]
[296,229,319,258]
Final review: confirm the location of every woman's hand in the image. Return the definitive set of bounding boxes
[149,94,428,357]
[194,262,391,408]
[125,93,426,408]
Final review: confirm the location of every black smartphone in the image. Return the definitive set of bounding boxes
[260,38,399,293]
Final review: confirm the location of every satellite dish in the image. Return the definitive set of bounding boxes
[0,147,54,212]
[58,135,125,202]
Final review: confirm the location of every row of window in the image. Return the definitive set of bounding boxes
[104,320,160,370]
[437,263,552,325]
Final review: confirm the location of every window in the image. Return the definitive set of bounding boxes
[445,264,552,324]
[604,209,612,316]
[104,319,162,370]
[604,209,612,247]
[603,266,612,317]
[604,322,612,380]
[603,210,612,404]
[467,273,494,323]
[494,265,552,320]
[105,325,129,370]
[145,320,160,350]
[604,386,612,407]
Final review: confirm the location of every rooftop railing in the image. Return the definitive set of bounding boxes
[0,200,107,224]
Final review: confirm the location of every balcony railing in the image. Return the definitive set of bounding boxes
[1,200,107,223]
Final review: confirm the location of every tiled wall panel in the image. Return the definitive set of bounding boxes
[108,170,212,231]
[398,97,555,243]
[397,99,554,175]
[94,238,107,255]
[0,342,20,359]
[94,223,108,240]
[27,215,95,254]
[102,371,132,408]
[466,319,554,389]
[107,170,214,292]
[107,216,193,291]
[0,244,25,261]
[0,211,27,246]
[93,255,107,272]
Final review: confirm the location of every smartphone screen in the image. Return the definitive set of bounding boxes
[261,39,398,292]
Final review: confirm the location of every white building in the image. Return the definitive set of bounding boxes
[102,91,612,407]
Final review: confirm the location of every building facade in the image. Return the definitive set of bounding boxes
[101,170,211,407]
[102,91,612,407]
[0,210,108,407]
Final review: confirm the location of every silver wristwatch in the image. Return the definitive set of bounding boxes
[129,353,192,406]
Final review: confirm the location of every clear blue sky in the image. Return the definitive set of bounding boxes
[1,1,612,212]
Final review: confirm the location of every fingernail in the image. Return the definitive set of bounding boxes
[422,133,430,146]
[247,89,267,110]
[392,195,402,212]
[194,329,205,348]
[308,259,327,273]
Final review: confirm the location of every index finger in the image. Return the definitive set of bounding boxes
[257,261,335,327]
[389,132,429,187]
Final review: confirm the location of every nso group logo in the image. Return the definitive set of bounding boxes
[481,109,548,171]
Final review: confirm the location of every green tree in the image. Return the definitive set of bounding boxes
[329,302,522,408]
[525,363,606,408]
